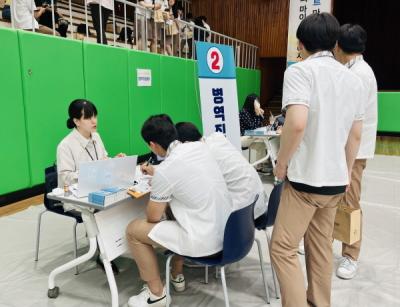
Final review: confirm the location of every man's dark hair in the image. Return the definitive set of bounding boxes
[296,13,340,53]
[175,122,202,142]
[338,24,367,54]
[141,115,178,151]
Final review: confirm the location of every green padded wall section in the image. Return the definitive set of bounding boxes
[128,51,162,155]
[236,67,261,108]
[0,29,31,195]
[19,31,85,185]
[83,43,131,156]
[185,61,202,132]
[378,92,400,133]
[161,56,188,123]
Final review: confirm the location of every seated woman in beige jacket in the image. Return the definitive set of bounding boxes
[57,99,109,188]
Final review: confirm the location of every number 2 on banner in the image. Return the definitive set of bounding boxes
[207,47,224,74]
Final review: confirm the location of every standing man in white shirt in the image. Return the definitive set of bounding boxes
[87,0,114,44]
[126,115,232,307]
[270,13,365,307]
[334,24,378,280]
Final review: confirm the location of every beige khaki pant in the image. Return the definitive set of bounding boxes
[270,183,343,307]
[342,159,367,261]
[126,219,184,283]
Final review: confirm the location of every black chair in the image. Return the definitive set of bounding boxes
[254,182,284,299]
[35,165,83,274]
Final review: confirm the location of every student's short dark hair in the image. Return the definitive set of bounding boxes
[67,99,97,129]
[141,115,178,151]
[338,24,367,54]
[175,122,202,142]
[296,13,340,52]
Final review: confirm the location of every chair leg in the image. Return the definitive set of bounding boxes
[266,229,280,299]
[35,209,48,261]
[166,254,173,307]
[73,221,79,275]
[204,265,209,284]
[220,266,230,307]
[255,238,271,304]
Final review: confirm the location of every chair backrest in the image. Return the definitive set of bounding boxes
[266,182,283,227]
[254,182,283,230]
[220,195,258,265]
[44,165,62,212]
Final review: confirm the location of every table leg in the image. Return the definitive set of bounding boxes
[48,208,99,299]
[251,153,270,168]
[48,237,97,298]
[97,237,119,307]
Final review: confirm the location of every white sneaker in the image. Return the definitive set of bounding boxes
[128,285,168,307]
[336,257,358,280]
[171,273,186,292]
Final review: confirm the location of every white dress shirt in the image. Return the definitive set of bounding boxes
[56,129,108,188]
[346,55,378,159]
[148,141,232,257]
[204,132,267,219]
[282,51,365,187]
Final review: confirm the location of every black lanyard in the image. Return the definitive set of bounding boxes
[85,142,99,161]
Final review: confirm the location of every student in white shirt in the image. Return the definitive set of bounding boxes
[175,122,268,219]
[270,13,364,307]
[11,0,59,35]
[334,24,378,280]
[126,115,232,307]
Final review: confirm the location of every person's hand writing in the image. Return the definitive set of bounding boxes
[141,164,154,176]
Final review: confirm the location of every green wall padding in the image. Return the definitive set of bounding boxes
[0,28,30,195]
[378,92,400,133]
[0,27,261,194]
[161,56,188,123]
[185,61,202,132]
[83,43,131,157]
[18,31,85,185]
[236,67,261,109]
[128,51,163,155]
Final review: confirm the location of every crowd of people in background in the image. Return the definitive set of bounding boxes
[2,0,211,57]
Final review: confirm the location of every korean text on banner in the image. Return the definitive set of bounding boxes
[196,42,241,150]
[287,0,332,66]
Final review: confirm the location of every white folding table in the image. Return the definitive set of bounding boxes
[46,192,148,307]
[244,127,281,169]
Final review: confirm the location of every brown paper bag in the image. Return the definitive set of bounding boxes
[333,204,361,245]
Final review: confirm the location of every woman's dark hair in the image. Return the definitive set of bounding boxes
[242,93,259,116]
[66,99,98,129]
[338,24,367,54]
[296,12,340,53]
[141,115,178,151]
[175,122,202,142]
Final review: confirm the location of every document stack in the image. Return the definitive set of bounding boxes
[88,187,127,206]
